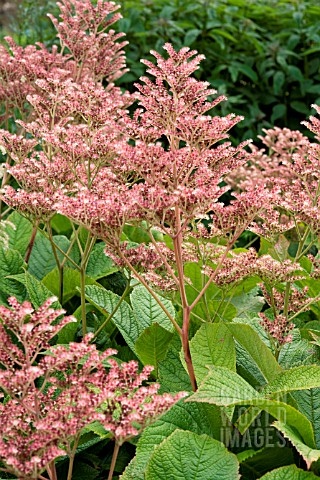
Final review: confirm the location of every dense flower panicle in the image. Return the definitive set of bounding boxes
[213,249,304,288]
[48,0,128,82]
[0,299,186,478]
[226,116,320,238]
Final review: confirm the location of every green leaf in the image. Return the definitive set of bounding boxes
[230,288,264,318]
[121,400,224,480]
[187,366,260,406]
[145,430,239,480]
[227,323,282,382]
[184,28,201,45]
[261,366,320,396]
[271,104,286,123]
[86,242,118,280]
[28,234,80,280]
[42,267,96,304]
[279,335,318,368]
[273,422,320,469]
[50,214,73,236]
[188,367,316,448]
[292,388,320,448]
[158,334,192,393]
[24,271,61,309]
[135,323,173,374]
[4,211,33,256]
[290,101,310,114]
[189,323,236,383]
[273,71,285,95]
[130,285,175,332]
[0,247,26,302]
[209,28,237,43]
[238,447,294,477]
[84,285,140,352]
[237,64,258,83]
[259,465,319,479]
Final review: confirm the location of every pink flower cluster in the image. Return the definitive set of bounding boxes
[226,108,320,239]
[0,298,186,478]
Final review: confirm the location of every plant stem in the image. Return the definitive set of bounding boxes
[24,222,38,264]
[108,441,120,480]
[173,207,197,391]
[47,221,64,304]
[80,234,96,337]
[67,435,80,480]
[46,461,57,480]
[182,306,197,391]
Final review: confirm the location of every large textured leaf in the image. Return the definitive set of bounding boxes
[0,247,26,302]
[259,465,319,479]
[130,285,174,332]
[84,285,140,352]
[145,430,239,480]
[227,323,282,382]
[189,323,236,383]
[135,323,173,374]
[5,211,33,256]
[292,388,320,448]
[273,422,320,469]
[121,400,224,480]
[42,267,96,304]
[28,234,80,280]
[86,242,118,280]
[261,366,320,396]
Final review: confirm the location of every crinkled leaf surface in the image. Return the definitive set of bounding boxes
[5,211,33,256]
[130,284,174,332]
[86,242,118,280]
[121,400,223,480]
[145,430,240,480]
[261,366,320,396]
[292,388,320,448]
[28,234,80,279]
[0,247,26,303]
[84,285,140,352]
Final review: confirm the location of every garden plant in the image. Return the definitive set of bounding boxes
[1,0,320,479]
